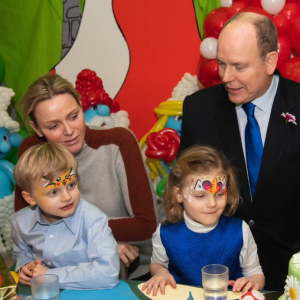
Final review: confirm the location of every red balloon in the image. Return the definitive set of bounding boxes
[204,7,228,38]
[207,60,220,79]
[227,1,249,19]
[273,15,290,35]
[280,56,300,82]
[287,17,300,53]
[241,6,272,19]
[233,0,249,2]
[248,0,263,8]
[197,56,222,88]
[286,0,299,3]
[279,3,300,22]
[277,35,292,67]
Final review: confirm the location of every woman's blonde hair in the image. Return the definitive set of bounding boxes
[21,74,82,130]
[164,145,240,223]
[14,143,77,192]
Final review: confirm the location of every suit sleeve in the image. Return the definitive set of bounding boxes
[178,95,193,156]
[14,135,45,211]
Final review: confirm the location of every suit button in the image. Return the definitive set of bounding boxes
[249,220,254,226]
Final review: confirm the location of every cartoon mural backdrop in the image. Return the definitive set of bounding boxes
[1,0,300,227]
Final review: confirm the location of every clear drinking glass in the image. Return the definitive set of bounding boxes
[27,274,60,300]
[202,264,229,300]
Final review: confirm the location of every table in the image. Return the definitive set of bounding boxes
[17,281,284,300]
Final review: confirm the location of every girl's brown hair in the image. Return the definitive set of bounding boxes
[164,145,240,223]
[21,74,82,130]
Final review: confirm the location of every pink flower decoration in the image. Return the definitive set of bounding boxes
[281,112,297,125]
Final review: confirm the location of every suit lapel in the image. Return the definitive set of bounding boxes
[215,96,252,207]
[255,75,297,197]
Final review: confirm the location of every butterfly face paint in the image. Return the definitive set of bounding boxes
[194,176,227,200]
[43,169,77,190]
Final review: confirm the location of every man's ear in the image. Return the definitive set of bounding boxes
[22,191,37,206]
[266,51,278,75]
[29,121,43,137]
[173,186,183,203]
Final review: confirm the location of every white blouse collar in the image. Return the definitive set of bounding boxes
[183,211,218,233]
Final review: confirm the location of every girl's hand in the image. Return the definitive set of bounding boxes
[229,277,259,292]
[142,269,177,296]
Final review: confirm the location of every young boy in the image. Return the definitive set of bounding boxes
[12,143,120,290]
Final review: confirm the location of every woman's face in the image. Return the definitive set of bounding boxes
[30,93,86,154]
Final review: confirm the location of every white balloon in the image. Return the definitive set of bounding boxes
[200,38,218,60]
[261,0,286,15]
[221,0,233,7]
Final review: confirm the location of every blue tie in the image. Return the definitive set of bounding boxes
[242,103,263,198]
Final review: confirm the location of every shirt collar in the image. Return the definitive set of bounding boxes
[235,75,279,113]
[29,199,83,234]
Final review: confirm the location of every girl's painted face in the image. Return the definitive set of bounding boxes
[30,169,80,224]
[30,94,86,154]
[176,171,227,226]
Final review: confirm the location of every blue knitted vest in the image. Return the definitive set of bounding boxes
[160,215,243,286]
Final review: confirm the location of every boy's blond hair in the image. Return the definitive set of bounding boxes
[164,145,240,223]
[14,143,78,192]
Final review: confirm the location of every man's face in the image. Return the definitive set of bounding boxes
[217,22,276,105]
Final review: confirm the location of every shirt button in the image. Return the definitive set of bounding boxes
[50,235,54,239]
[249,220,254,226]
[48,262,51,266]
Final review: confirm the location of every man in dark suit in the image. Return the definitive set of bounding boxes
[179,12,300,291]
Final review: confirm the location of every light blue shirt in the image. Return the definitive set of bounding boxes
[11,199,120,290]
[235,75,279,161]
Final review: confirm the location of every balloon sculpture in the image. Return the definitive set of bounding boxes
[140,73,200,206]
[76,69,130,129]
[198,0,300,87]
[0,87,23,253]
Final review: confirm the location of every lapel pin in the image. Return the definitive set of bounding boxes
[281,112,297,125]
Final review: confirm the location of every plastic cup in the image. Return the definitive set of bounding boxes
[202,264,229,300]
[29,274,60,300]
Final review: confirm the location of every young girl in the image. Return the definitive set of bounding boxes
[142,145,264,296]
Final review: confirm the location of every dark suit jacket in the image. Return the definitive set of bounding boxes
[179,71,300,291]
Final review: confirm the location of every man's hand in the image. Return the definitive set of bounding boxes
[229,277,259,292]
[32,264,47,278]
[142,268,177,296]
[117,244,139,267]
[19,260,42,285]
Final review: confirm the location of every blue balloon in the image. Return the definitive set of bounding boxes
[10,133,23,148]
[84,107,98,123]
[165,116,182,136]
[97,105,110,117]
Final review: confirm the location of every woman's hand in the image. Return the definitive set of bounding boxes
[117,244,139,267]
[142,268,177,296]
[19,260,42,285]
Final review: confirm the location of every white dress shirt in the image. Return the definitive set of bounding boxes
[151,211,264,278]
[235,75,279,161]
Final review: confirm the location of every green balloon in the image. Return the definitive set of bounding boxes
[157,176,168,197]
[0,54,5,83]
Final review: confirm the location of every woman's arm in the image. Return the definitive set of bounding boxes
[96,127,157,241]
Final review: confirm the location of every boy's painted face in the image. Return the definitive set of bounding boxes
[176,171,227,226]
[29,169,80,224]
